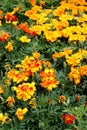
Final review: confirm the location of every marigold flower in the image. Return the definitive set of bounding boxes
[5,13,17,22]
[79,65,87,76]
[66,52,83,67]
[13,82,36,101]
[75,95,81,102]
[68,67,81,84]
[30,0,36,6]
[0,86,4,94]
[0,10,3,19]
[19,35,31,43]
[6,96,15,107]
[7,69,29,83]
[0,113,9,124]
[61,113,75,124]
[40,68,60,91]
[5,41,13,52]
[59,95,66,104]
[0,30,10,42]
[18,23,36,36]
[15,108,28,121]
[32,52,40,59]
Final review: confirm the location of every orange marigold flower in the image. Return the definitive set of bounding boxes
[15,108,28,121]
[61,113,75,124]
[79,65,87,76]
[13,82,36,101]
[18,22,36,36]
[59,95,66,104]
[30,0,36,6]
[6,96,15,107]
[40,68,60,91]
[0,10,3,19]
[0,30,10,42]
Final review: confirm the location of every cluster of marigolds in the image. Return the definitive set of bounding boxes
[0,0,87,128]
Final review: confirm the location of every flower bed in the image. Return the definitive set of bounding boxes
[0,0,87,129]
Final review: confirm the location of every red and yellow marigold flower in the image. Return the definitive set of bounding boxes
[5,13,17,22]
[19,56,43,75]
[15,108,28,121]
[13,82,36,101]
[18,22,36,36]
[40,68,60,91]
[61,113,75,124]
[7,69,29,84]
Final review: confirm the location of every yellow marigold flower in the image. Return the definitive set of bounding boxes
[15,108,28,121]
[25,6,42,20]
[19,36,31,43]
[59,95,66,104]
[0,113,8,124]
[66,52,83,67]
[68,34,86,42]
[13,82,36,101]
[5,41,13,52]
[68,67,81,85]
[40,68,60,91]
[44,30,61,42]
[6,96,15,107]
[29,25,42,35]
[32,52,40,59]
[0,86,4,94]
